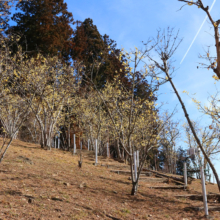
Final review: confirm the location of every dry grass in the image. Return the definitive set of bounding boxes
[0,139,219,220]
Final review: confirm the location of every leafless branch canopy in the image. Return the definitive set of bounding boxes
[178,0,220,79]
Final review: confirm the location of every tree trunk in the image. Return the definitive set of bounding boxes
[116,139,122,159]
[47,122,54,150]
[124,151,128,164]
[121,148,124,160]
[43,111,47,148]
[40,130,44,148]
[130,159,138,195]
[164,62,220,191]
[131,182,138,195]
[0,131,18,163]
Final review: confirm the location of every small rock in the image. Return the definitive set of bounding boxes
[28,198,34,203]
[113,191,117,194]
[63,182,70,187]
[148,214,152,217]
[79,182,87,188]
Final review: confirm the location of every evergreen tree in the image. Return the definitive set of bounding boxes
[72,18,130,89]
[8,0,74,62]
[176,147,193,176]
[72,18,157,100]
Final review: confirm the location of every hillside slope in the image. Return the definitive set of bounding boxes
[0,139,219,220]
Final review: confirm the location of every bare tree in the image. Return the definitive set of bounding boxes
[19,54,76,149]
[159,114,180,174]
[178,0,220,79]
[147,27,220,191]
[184,121,220,178]
[80,40,177,195]
[0,34,37,163]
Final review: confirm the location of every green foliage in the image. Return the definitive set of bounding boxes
[176,147,192,176]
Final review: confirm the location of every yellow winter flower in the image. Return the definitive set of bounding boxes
[188,1,193,6]
[212,75,219,81]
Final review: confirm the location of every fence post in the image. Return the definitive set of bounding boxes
[58,132,60,149]
[134,151,137,181]
[184,162,187,186]
[73,134,76,154]
[136,150,139,168]
[55,136,57,149]
[201,166,209,216]
[80,141,82,150]
[88,139,90,151]
[95,139,98,165]
[107,142,109,157]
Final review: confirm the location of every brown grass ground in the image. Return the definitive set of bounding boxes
[0,139,219,220]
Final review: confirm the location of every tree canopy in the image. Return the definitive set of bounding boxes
[8,0,74,62]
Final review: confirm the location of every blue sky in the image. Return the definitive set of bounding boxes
[8,0,220,180]
[65,0,220,179]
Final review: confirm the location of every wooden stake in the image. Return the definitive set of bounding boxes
[184,162,187,186]
[95,139,98,165]
[58,132,60,149]
[201,166,209,216]
[73,134,76,154]
[136,150,139,168]
[107,142,109,157]
[134,152,137,181]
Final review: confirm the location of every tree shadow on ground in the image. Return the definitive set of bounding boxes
[99,176,131,185]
